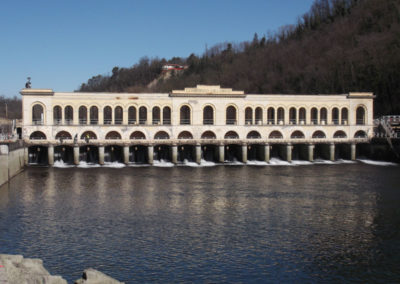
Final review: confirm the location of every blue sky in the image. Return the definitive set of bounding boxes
[0,0,315,97]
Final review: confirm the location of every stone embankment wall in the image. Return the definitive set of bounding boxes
[0,140,25,187]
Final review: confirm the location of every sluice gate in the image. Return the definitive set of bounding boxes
[79,145,99,164]
[28,146,48,165]
[54,145,74,164]
[129,145,148,164]
[104,145,123,163]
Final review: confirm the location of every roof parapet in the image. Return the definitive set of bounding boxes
[170,85,245,97]
[20,89,54,96]
[347,92,375,98]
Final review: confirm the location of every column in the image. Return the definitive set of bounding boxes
[286,144,293,162]
[351,143,356,161]
[219,144,225,163]
[308,144,314,162]
[195,144,201,164]
[73,146,80,165]
[48,145,54,166]
[172,145,178,164]
[147,145,154,165]
[98,146,104,165]
[123,146,129,164]
[329,143,335,161]
[264,144,270,163]
[242,144,248,163]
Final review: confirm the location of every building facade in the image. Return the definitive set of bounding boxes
[21,85,374,165]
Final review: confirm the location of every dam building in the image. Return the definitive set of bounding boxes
[21,85,374,165]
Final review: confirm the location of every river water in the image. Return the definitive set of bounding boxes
[0,160,399,283]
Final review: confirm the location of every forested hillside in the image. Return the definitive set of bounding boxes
[78,0,400,115]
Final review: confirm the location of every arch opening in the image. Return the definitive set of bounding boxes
[245,107,253,125]
[163,106,171,125]
[80,131,97,140]
[341,108,348,125]
[154,131,170,140]
[247,131,261,139]
[289,107,297,124]
[267,107,275,124]
[90,106,98,125]
[332,108,339,125]
[103,106,112,125]
[226,106,237,125]
[32,104,44,125]
[291,131,305,139]
[269,131,283,139]
[53,106,62,125]
[178,131,193,139]
[114,106,123,125]
[224,131,239,139]
[64,106,73,125]
[128,106,137,124]
[29,131,46,140]
[180,105,191,125]
[152,106,160,125]
[333,130,347,139]
[203,106,214,125]
[277,107,284,124]
[55,131,72,140]
[130,131,146,140]
[356,107,365,125]
[312,130,326,139]
[255,107,263,125]
[201,131,216,140]
[79,106,88,125]
[354,130,367,138]
[139,106,147,125]
[105,131,121,140]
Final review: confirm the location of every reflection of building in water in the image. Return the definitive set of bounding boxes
[21,85,374,165]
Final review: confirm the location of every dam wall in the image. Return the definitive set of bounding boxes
[0,141,26,187]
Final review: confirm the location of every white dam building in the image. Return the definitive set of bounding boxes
[21,85,374,165]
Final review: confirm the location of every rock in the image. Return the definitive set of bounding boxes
[74,268,124,284]
[0,254,67,284]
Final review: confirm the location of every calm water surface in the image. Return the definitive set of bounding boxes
[0,163,399,283]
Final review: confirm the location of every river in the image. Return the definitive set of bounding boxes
[0,160,399,282]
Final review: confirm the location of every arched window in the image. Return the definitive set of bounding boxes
[180,105,191,125]
[80,131,97,140]
[320,108,327,124]
[90,106,98,125]
[128,106,137,124]
[29,131,46,140]
[130,131,146,140]
[79,106,87,125]
[201,131,216,139]
[291,131,305,139]
[277,107,285,124]
[255,107,263,125]
[299,108,306,124]
[245,107,253,125]
[354,130,367,138]
[105,131,121,140]
[152,106,160,125]
[55,131,72,140]
[356,107,365,125]
[163,106,171,125]
[103,106,112,124]
[247,131,261,139]
[203,106,214,125]
[114,106,123,124]
[178,131,193,139]
[341,108,348,125]
[32,104,44,125]
[334,130,347,138]
[53,106,62,125]
[224,131,239,139]
[64,106,73,125]
[289,107,297,124]
[332,108,339,125]
[269,131,283,139]
[139,106,147,124]
[154,131,169,139]
[226,106,237,125]
[312,131,326,139]
[311,108,318,124]
[267,107,275,124]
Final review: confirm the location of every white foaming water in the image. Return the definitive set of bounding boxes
[268,158,292,166]
[247,160,269,166]
[153,159,174,167]
[77,161,101,168]
[200,159,217,167]
[53,160,74,168]
[358,159,398,166]
[224,160,244,166]
[179,159,217,167]
[128,163,150,167]
[103,162,126,168]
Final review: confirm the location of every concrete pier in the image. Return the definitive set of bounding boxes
[98,146,104,165]
[242,144,248,163]
[123,146,129,164]
[48,145,54,166]
[264,144,270,162]
[286,144,293,162]
[308,144,314,162]
[329,143,335,161]
[147,145,154,165]
[73,146,79,165]
[195,144,201,164]
[172,145,178,164]
[219,145,225,163]
[351,143,356,161]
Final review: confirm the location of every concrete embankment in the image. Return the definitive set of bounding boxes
[0,141,25,187]
[0,254,123,284]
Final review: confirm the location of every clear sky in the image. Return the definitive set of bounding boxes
[0,0,315,97]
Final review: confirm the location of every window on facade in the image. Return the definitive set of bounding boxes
[267,107,275,124]
[103,106,112,125]
[64,106,73,125]
[311,108,318,124]
[152,107,160,125]
[163,107,171,125]
[356,107,365,125]
[255,107,263,125]
[226,106,237,125]
[332,108,339,125]
[341,108,348,125]
[114,106,123,124]
[289,107,297,124]
[90,106,98,125]
[53,106,62,125]
[180,105,191,125]
[277,107,285,124]
[203,106,214,125]
[128,106,137,124]
[139,106,147,124]
[245,107,253,125]
[299,108,306,124]
[79,106,87,125]
[320,108,327,124]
